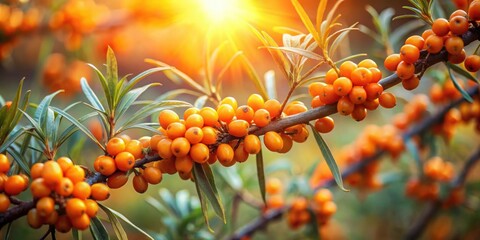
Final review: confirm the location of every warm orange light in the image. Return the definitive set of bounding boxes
[201,0,240,23]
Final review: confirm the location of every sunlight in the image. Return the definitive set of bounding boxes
[201,0,240,23]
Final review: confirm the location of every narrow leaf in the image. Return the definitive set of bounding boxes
[447,62,479,84]
[106,47,119,106]
[6,147,30,175]
[105,205,154,240]
[309,124,348,191]
[193,177,213,232]
[120,67,170,99]
[115,83,161,121]
[256,149,266,203]
[90,217,110,240]
[98,203,128,240]
[446,64,474,103]
[81,78,105,112]
[192,163,225,222]
[88,63,112,111]
[291,0,322,45]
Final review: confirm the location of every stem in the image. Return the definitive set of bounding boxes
[279,81,299,115]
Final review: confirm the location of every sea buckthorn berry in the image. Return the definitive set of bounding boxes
[56,157,73,173]
[30,178,51,198]
[175,155,194,174]
[469,0,480,20]
[445,36,464,55]
[30,162,44,179]
[291,127,309,143]
[66,198,86,219]
[448,49,466,64]
[107,171,129,189]
[333,77,353,96]
[106,137,126,156]
[37,197,55,218]
[311,96,325,108]
[71,214,90,230]
[199,107,219,126]
[351,67,372,86]
[364,83,383,101]
[337,96,355,116]
[325,68,338,84]
[185,127,204,144]
[228,119,250,137]
[201,126,217,145]
[0,154,9,174]
[319,201,337,217]
[349,86,367,104]
[27,209,42,229]
[425,35,444,54]
[157,138,173,159]
[308,82,324,96]
[95,155,116,176]
[405,35,425,50]
[369,67,382,83]
[183,107,200,120]
[171,137,191,157]
[402,75,420,90]
[0,193,10,213]
[253,109,271,127]
[166,122,186,139]
[144,166,163,184]
[450,9,468,19]
[217,104,235,123]
[133,174,148,193]
[351,104,367,121]
[400,44,420,64]
[5,174,27,195]
[91,183,110,201]
[220,97,238,110]
[266,195,284,209]
[247,94,265,111]
[149,134,164,151]
[278,134,293,153]
[44,213,59,225]
[84,199,98,218]
[264,99,282,118]
[291,197,308,212]
[396,61,415,80]
[358,59,377,68]
[56,177,74,196]
[432,18,450,36]
[339,61,357,78]
[42,160,63,188]
[315,117,335,133]
[185,113,205,128]
[422,29,434,40]
[464,55,480,72]
[265,178,282,194]
[216,143,234,163]
[55,215,72,233]
[384,54,401,71]
[314,189,333,205]
[264,131,283,152]
[115,151,135,172]
[449,15,469,35]
[190,143,210,163]
[379,92,396,108]
[236,105,254,123]
[233,143,249,163]
[319,84,340,104]
[125,139,143,160]
[159,110,179,129]
[284,102,308,116]
[72,181,91,199]
[244,134,261,154]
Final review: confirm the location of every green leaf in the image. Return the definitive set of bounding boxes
[0,127,28,154]
[106,47,119,107]
[265,46,323,61]
[51,107,105,151]
[98,204,128,240]
[81,78,106,112]
[256,149,266,203]
[446,62,479,84]
[90,217,110,240]
[193,178,213,232]
[119,123,160,134]
[88,63,112,112]
[446,64,474,103]
[6,147,30,175]
[72,229,81,240]
[103,205,154,240]
[114,83,161,121]
[158,188,181,217]
[192,163,225,223]
[34,90,62,129]
[19,110,45,143]
[119,67,171,101]
[309,124,348,191]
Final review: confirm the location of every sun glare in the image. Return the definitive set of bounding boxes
[200,0,243,23]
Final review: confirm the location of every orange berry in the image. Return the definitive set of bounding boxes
[158,110,179,129]
[217,104,235,123]
[0,154,9,174]
[264,99,282,118]
[55,215,72,233]
[325,68,338,84]
[264,131,283,152]
[291,126,309,143]
[30,162,44,179]
[358,59,377,68]
[220,97,238,110]
[396,61,415,80]
[445,36,464,55]
[402,75,420,90]
[183,107,200,120]
[72,181,91,200]
[175,155,194,174]
[425,35,444,54]
[5,174,27,195]
[190,143,210,163]
[284,102,307,116]
[70,214,90,230]
[339,61,357,78]
[253,109,271,127]
[66,198,87,219]
[37,196,55,218]
[243,134,261,154]
[125,139,143,160]
[185,113,204,128]
[106,137,126,156]
[133,174,148,193]
[144,166,163,184]
[56,157,73,173]
[199,107,219,126]
[201,126,217,145]
[95,155,116,176]
[308,82,324,96]
[333,77,353,96]
[315,117,335,133]
[351,104,367,121]
[107,171,129,189]
[84,199,98,218]
[350,67,372,86]
[379,92,396,108]
[364,83,383,101]
[233,142,249,163]
[157,138,173,159]
[311,95,325,108]
[216,143,234,163]
[364,99,380,111]
[422,29,434,40]
[337,96,355,115]
[265,178,282,194]
[27,208,42,229]
[314,189,333,205]
[465,55,480,72]
[266,195,284,209]
[384,53,401,71]
[56,177,74,196]
[319,201,337,217]
[30,178,51,198]
[247,94,265,111]
[118,134,131,146]
[448,49,466,64]
[469,0,480,20]
[432,18,450,36]
[405,35,425,50]
[236,105,254,123]
[449,15,469,35]
[149,134,164,151]
[369,67,382,83]
[171,137,191,157]
[185,126,204,144]
[349,86,367,104]
[0,193,10,213]
[166,122,186,139]
[228,119,249,138]
[278,134,293,153]
[400,44,420,64]
[115,151,135,172]
[65,165,85,184]
[91,183,110,201]
[42,160,63,188]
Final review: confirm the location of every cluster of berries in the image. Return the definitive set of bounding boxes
[42,53,91,95]
[309,59,396,129]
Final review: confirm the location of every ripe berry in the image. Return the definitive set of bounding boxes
[115,151,135,172]
[402,75,420,90]
[220,97,238,110]
[358,59,377,68]
[171,137,191,157]
[264,99,282,118]
[315,117,335,133]
[199,107,219,126]
[216,143,234,163]
[432,18,450,36]
[65,165,85,184]
[57,157,73,173]
[217,104,235,123]
[71,214,90,230]
[30,178,51,198]
[30,163,44,179]
[396,61,415,80]
[56,177,74,196]
[247,94,265,111]
[72,181,91,199]
[308,82,324,97]
[95,155,116,176]
[351,104,367,121]
[243,134,261,154]
[278,134,293,153]
[337,96,355,116]
[465,55,480,72]
[91,183,110,201]
[405,35,425,50]
[166,122,186,139]
[445,36,464,55]
[400,44,420,64]
[27,209,42,229]
[159,110,179,129]
[66,198,86,218]
[228,119,249,137]
[325,68,338,84]
[264,131,283,152]
[5,175,27,196]
[133,174,148,193]
[379,92,396,108]
[201,126,217,145]
[125,139,143,160]
[183,107,200,120]
[42,160,63,188]
[106,137,126,156]
[233,142,249,163]
[350,67,372,86]
[425,35,444,54]
[236,105,254,123]
[384,54,401,71]
[0,193,10,213]
[107,171,129,189]
[143,166,163,184]
[449,15,469,35]
[157,138,173,159]
[253,109,271,127]
[0,154,10,174]
[84,199,98,218]
[364,83,383,101]
[333,77,353,96]
[185,113,204,128]
[55,215,72,233]
[175,156,194,174]
[190,143,210,163]
[266,178,282,194]
[185,127,204,144]
[339,61,357,78]
[349,86,367,104]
